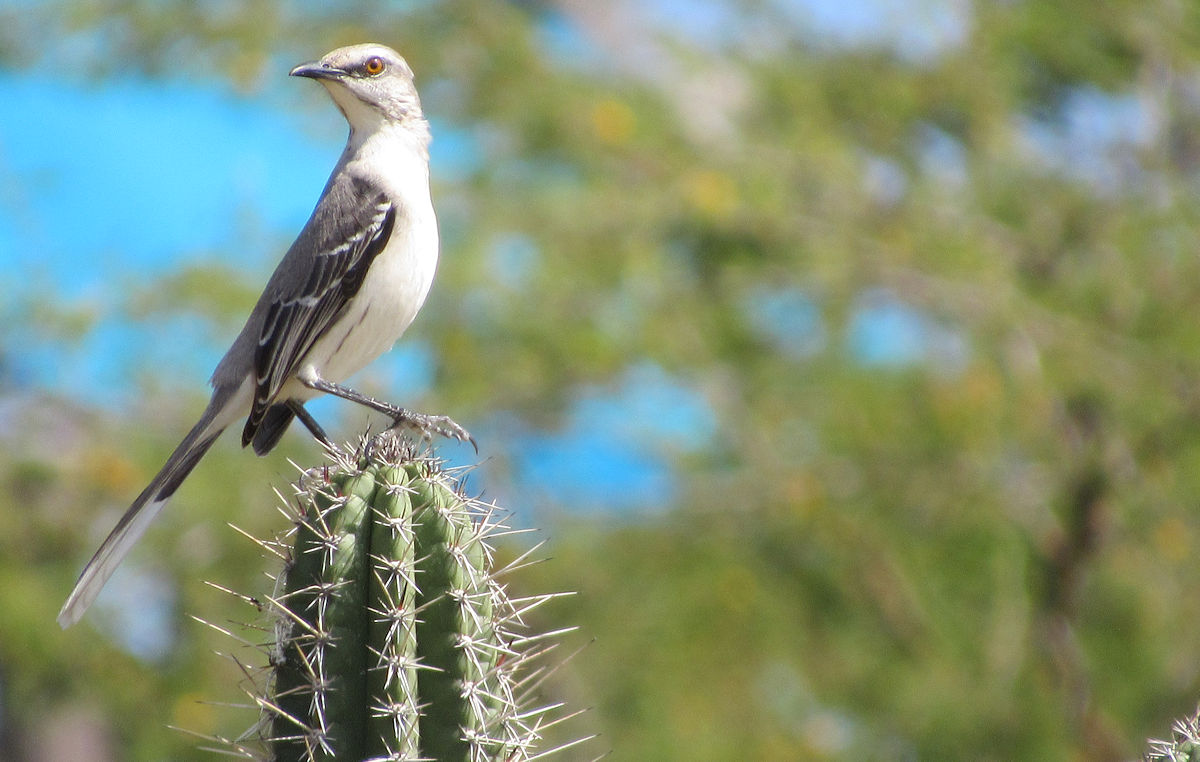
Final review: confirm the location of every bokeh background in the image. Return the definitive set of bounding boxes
[2,1,1199,759]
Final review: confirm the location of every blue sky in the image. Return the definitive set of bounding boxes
[3,74,328,295]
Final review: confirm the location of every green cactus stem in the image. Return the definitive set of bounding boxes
[249,434,577,761]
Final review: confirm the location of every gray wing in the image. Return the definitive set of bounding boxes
[241,176,396,446]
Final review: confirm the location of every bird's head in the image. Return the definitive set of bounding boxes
[290,43,424,135]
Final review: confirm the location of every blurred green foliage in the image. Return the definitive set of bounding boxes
[3,1,1200,759]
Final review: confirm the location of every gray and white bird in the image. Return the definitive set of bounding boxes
[58,43,471,629]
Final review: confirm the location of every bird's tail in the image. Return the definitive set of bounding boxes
[57,399,232,629]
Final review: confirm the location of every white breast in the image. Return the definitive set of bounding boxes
[287,121,439,398]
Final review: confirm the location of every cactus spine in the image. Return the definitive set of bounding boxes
[255,436,568,761]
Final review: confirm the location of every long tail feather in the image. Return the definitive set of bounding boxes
[58,402,230,628]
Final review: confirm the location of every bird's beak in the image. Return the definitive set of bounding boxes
[290,61,346,81]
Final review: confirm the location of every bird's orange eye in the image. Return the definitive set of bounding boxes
[364,57,385,76]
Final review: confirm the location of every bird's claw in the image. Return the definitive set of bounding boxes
[388,410,477,453]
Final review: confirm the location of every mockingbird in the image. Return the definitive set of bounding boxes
[58,43,471,628]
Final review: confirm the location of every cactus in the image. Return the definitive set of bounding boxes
[203,433,584,761]
[1147,708,1200,762]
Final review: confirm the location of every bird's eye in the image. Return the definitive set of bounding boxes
[364,57,385,76]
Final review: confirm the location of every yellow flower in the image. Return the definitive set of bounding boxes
[590,98,635,145]
[683,169,738,220]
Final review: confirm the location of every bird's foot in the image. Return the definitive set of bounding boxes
[297,375,476,452]
[387,409,477,452]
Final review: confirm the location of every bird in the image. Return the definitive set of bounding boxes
[58,43,471,629]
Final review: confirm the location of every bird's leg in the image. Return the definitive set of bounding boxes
[300,375,476,451]
[286,400,337,451]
